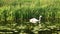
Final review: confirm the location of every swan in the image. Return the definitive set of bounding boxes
[29,15,42,23]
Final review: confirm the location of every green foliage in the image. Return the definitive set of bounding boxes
[0,0,60,34]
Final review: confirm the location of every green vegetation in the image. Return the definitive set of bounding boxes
[0,0,60,34]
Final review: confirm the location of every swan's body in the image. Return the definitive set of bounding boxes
[30,18,39,23]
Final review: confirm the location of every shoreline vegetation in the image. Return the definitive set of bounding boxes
[0,0,60,34]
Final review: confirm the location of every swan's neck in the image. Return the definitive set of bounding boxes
[39,16,42,23]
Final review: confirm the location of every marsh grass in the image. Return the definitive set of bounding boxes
[0,0,60,34]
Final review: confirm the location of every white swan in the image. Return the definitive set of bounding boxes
[29,15,42,23]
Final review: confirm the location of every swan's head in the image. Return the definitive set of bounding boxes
[39,15,42,18]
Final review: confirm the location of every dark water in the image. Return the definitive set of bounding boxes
[0,29,60,34]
